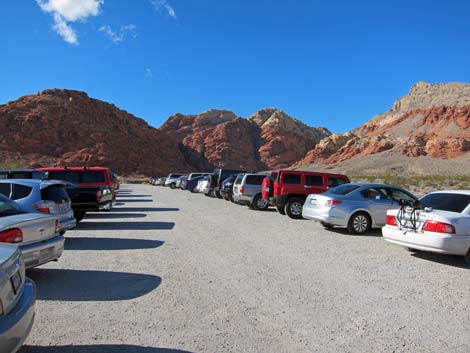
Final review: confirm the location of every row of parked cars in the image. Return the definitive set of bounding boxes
[153,168,470,264]
[0,166,119,353]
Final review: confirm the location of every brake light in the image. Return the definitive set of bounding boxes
[34,204,50,214]
[96,190,102,202]
[422,221,456,234]
[55,219,60,233]
[325,200,342,207]
[0,228,23,243]
[386,215,397,226]
[240,188,245,193]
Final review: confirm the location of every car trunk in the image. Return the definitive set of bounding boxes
[0,213,57,246]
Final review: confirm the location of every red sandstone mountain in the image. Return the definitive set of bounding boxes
[0,89,190,175]
[295,82,470,175]
[160,108,330,170]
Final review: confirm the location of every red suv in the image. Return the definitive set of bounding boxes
[262,170,350,219]
[38,167,116,202]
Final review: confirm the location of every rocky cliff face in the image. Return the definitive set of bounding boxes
[295,82,470,169]
[160,108,330,171]
[0,89,190,175]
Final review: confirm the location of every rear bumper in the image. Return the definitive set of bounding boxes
[59,216,76,232]
[382,226,470,255]
[0,280,36,353]
[232,193,250,205]
[72,199,113,213]
[21,235,65,269]
[302,205,348,227]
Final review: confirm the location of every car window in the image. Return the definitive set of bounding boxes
[305,175,323,186]
[388,188,416,203]
[0,183,12,198]
[234,175,244,185]
[328,177,348,187]
[363,188,389,200]
[0,195,23,217]
[327,184,360,196]
[245,175,265,185]
[282,173,301,184]
[48,171,80,183]
[420,193,470,213]
[12,184,33,200]
[81,172,106,183]
[9,172,33,179]
[41,185,69,203]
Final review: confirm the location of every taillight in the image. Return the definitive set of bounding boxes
[325,200,342,207]
[240,188,245,193]
[55,219,60,233]
[0,228,23,243]
[96,190,102,202]
[422,221,456,234]
[386,215,397,226]
[34,204,50,213]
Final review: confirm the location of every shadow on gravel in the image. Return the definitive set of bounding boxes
[65,237,164,251]
[85,213,147,219]
[112,207,180,213]
[27,269,162,301]
[411,251,470,268]
[117,199,154,203]
[323,227,383,237]
[117,194,152,198]
[20,345,195,353]
[76,221,175,231]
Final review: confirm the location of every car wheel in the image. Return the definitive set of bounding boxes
[74,212,85,222]
[170,183,176,189]
[347,212,371,235]
[253,194,268,211]
[285,198,304,219]
[276,205,286,215]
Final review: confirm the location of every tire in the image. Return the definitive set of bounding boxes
[170,183,176,189]
[74,212,85,222]
[464,248,470,264]
[276,205,286,215]
[347,212,371,235]
[253,194,269,211]
[215,190,223,199]
[285,198,304,219]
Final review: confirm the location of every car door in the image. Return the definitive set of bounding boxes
[362,187,395,226]
[305,175,324,195]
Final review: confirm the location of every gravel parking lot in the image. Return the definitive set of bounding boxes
[19,184,470,353]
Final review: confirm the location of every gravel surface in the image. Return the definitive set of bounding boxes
[19,184,470,353]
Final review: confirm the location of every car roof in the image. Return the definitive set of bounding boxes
[345,183,404,188]
[425,190,470,196]
[0,179,65,188]
[38,167,109,171]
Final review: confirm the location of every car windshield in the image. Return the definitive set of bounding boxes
[420,193,470,213]
[0,195,24,217]
[327,184,360,196]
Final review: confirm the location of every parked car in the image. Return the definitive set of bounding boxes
[0,243,36,353]
[38,166,117,203]
[187,173,211,180]
[219,174,238,201]
[302,183,417,234]
[0,194,64,268]
[209,169,247,198]
[164,174,184,188]
[196,175,211,193]
[0,180,76,234]
[61,181,113,222]
[262,170,350,219]
[182,175,204,192]
[233,173,269,210]
[175,175,188,189]
[383,190,470,262]
[0,170,45,180]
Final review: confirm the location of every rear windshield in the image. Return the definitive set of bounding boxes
[327,184,360,196]
[48,171,106,183]
[245,175,265,185]
[0,195,23,217]
[41,185,69,203]
[420,193,470,213]
[234,175,244,185]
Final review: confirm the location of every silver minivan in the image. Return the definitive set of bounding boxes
[232,174,269,210]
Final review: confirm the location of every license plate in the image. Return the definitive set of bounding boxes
[40,247,54,260]
[10,271,22,295]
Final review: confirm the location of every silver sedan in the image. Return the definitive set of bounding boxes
[302,183,417,234]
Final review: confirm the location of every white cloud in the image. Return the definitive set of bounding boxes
[99,24,137,44]
[149,0,176,19]
[36,0,104,44]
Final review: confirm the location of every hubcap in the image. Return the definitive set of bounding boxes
[353,215,368,232]
[290,202,302,216]
[257,198,268,208]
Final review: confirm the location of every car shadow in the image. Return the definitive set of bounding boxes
[323,227,383,237]
[27,269,162,301]
[20,345,195,353]
[76,221,175,231]
[111,207,180,213]
[117,194,152,198]
[116,199,154,203]
[410,251,470,269]
[65,237,164,251]
[84,213,147,219]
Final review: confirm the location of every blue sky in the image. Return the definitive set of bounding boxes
[1,1,470,133]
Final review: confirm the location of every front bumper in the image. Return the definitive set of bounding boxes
[382,226,470,255]
[21,235,65,269]
[0,280,36,353]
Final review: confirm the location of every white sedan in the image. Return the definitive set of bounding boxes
[382,190,470,263]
